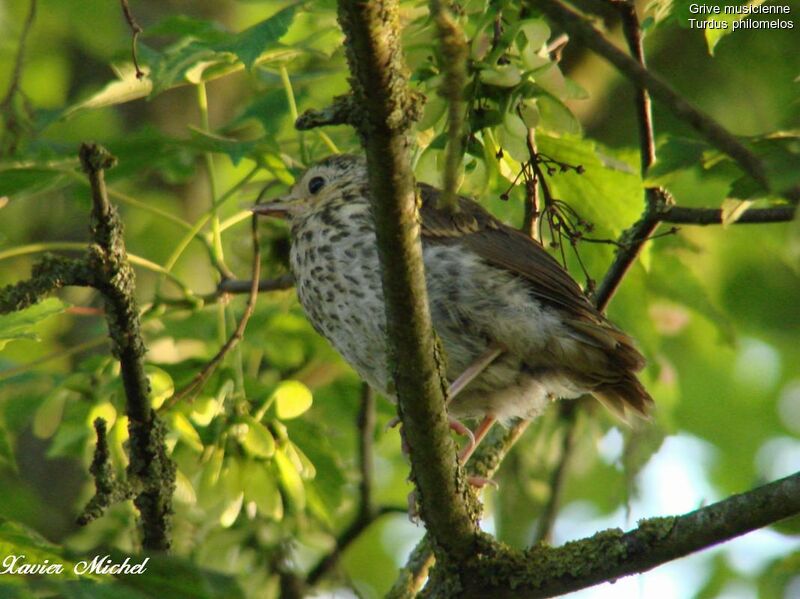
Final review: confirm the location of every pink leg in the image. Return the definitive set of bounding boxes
[458,415,496,464]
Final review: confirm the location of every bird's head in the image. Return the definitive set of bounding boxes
[252,154,367,220]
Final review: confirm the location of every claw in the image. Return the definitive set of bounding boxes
[457,415,496,464]
[467,475,498,488]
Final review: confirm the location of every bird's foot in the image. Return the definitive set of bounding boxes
[407,490,420,524]
[448,416,476,449]
[457,415,497,464]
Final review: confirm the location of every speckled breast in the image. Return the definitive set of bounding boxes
[289,198,391,395]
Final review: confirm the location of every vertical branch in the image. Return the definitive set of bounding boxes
[79,143,176,551]
[430,0,468,212]
[389,421,531,597]
[357,383,377,520]
[522,127,541,239]
[593,0,662,311]
[336,0,478,561]
[530,402,578,544]
[119,0,144,79]
[1,0,37,154]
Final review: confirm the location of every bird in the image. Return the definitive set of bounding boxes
[254,154,652,453]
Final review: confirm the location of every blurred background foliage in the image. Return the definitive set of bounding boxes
[0,0,798,597]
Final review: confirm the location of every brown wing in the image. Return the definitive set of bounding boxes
[418,184,652,416]
[418,183,597,321]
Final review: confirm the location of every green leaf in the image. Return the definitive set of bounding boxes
[0,165,71,197]
[62,64,152,118]
[242,459,283,520]
[187,128,277,166]
[145,15,228,42]
[646,253,736,343]
[219,492,244,528]
[214,5,297,70]
[86,401,117,430]
[274,446,305,511]
[479,64,522,88]
[519,19,551,49]
[146,366,174,411]
[537,93,580,135]
[170,413,204,452]
[0,519,80,580]
[286,420,345,511]
[190,396,220,426]
[497,111,529,162]
[232,89,290,135]
[646,137,710,185]
[536,134,643,238]
[0,423,16,472]
[240,416,276,458]
[32,390,69,439]
[272,380,313,420]
[704,1,766,55]
[143,41,228,96]
[0,298,66,350]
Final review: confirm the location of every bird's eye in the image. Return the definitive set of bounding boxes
[308,176,326,195]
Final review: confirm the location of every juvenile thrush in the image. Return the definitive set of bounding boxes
[254,155,652,436]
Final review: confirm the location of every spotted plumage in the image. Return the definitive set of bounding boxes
[255,155,652,423]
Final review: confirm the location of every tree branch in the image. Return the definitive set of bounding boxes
[0,0,36,154]
[661,204,796,225]
[336,0,478,561]
[304,384,399,588]
[295,93,359,130]
[0,144,176,551]
[456,469,800,598]
[430,0,468,212]
[389,421,531,598]
[78,143,176,550]
[533,0,800,203]
[593,187,671,311]
[530,402,578,544]
[217,273,294,295]
[161,213,262,410]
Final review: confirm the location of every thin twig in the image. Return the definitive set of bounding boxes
[522,127,541,239]
[430,0,468,212]
[0,0,37,153]
[119,0,144,79]
[661,204,796,225]
[590,0,665,312]
[161,213,262,411]
[217,273,294,295]
[357,384,377,520]
[305,384,382,586]
[531,402,578,544]
[306,505,406,586]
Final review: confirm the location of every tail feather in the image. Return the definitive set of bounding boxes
[594,374,653,419]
